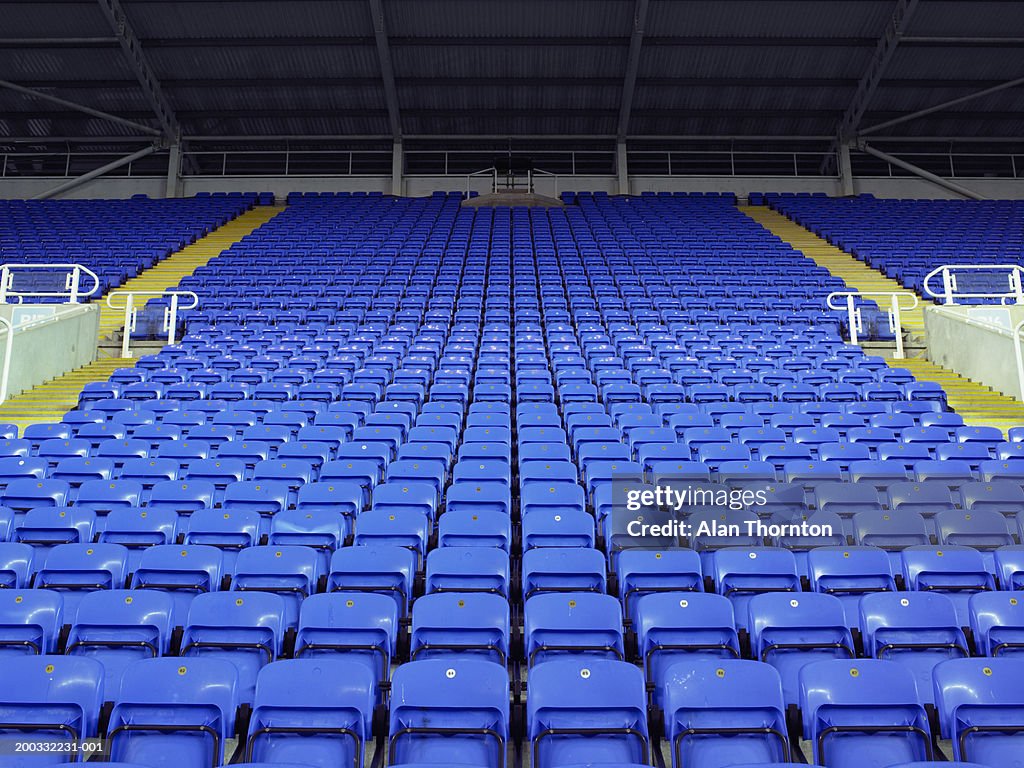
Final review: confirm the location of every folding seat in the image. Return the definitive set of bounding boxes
[663,658,791,768]
[913,460,974,489]
[0,541,36,588]
[981,457,1024,484]
[251,458,315,504]
[902,545,995,625]
[327,545,417,618]
[0,457,48,488]
[268,508,347,571]
[807,546,897,627]
[180,591,286,702]
[34,543,129,615]
[848,459,910,494]
[243,658,375,768]
[370,481,437,522]
[955,425,1004,449]
[436,507,512,550]
[147,478,216,519]
[424,546,510,596]
[851,510,930,559]
[860,591,967,705]
[24,422,73,447]
[887,480,957,517]
[877,442,932,471]
[294,591,397,703]
[933,657,1024,764]
[336,441,391,477]
[117,457,177,489]
[0,655,105,750]
[800,659,933,767]
[528,658,648,768]
[996,545,1024,590]
[13,507,95,556]
[709,547,800,630]
[0,438,32,459]
[231,545,320,627]
[524,592,624,668]
[687,508,763,555]
[783,459,843,489]
[522,547,606,600]
[353,507,429,559]
[389,658,509,768]
[411,592,510,666]
[215,439,272,472]
[37,438,91,467]
[759,443,813,471]
[66,589,174,693]
[961,479,1024,515]
[969,590,1024,657]
[131,544,225,617]
[222,480,290,525]
[0,588,63,656]
[186,424,236,451]
[936,442,993,469]
[98,507,178,570]
[105,657,238,768]
[935,508,1014,558]
[522,508,596,549]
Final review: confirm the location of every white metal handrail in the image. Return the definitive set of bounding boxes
[923,264,1024,306]
[1013,318,1024,404]
[0,317,13,405]
[827,291,919,359]
[0,263,100,304]
[106,290,199,358]
[465,166,498,197]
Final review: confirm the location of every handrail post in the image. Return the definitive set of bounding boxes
[941,267,955,305]
[167,293,180,346]
[0,267,9,304]
[890,293,905,359]
[120,293,135,359]
[69,266,82,304]
[845,295,858,345]
[1015,319,1024,403]
[0,317,13,405]
[1012,269,1024,305]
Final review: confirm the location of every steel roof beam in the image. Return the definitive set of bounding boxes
[617,0,649,140]
[368,0,401,139]
[0,78,161,136]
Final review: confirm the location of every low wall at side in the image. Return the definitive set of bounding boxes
[0,304,100,399]
[924,304,1024,400]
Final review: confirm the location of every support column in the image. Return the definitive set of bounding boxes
[616,139,629,196]
[165,141,181,198]
[391,139,403,197]
[837,141,855,197]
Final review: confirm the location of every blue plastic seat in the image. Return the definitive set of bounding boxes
[933,657,1024,765]
[528,658,648,768]
[800,659,933,768]
[231,545,319,627]
[522,547,606,599]
[66,589,174,693]
[524,592,623,667]
[389,659,510,768]
[969,590,1024,657]
[424,546,509,596]
[106,657,238,768]
[245,658,376,768]
[0,588,63,656]
[663,658,790,768]
[860,591,968,705]
[131,543,225,617]
[711,547,800,630]
[749,592,855,705]
[34,542,129,615]
[411,592,510,665]
[807,546,897,627]
[0,655,105,750]
[181,591,286,702]
[327,544,417,618]
[902,545,995,625]
[295,591,397,701]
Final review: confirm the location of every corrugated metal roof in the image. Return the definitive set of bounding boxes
[0,0,1020,141]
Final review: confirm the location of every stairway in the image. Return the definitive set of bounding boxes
[739,205,926,338]
[0,203,286,434]
[96,204,284,339]
[0,358,129,433]
[895,357,1024,434]
[741,204,1024,432]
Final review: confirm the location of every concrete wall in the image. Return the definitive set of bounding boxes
[3,173,1024,200]
[925,304,1024,400]
[0,304,99,399]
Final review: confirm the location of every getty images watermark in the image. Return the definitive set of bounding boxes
[610,475,834,543]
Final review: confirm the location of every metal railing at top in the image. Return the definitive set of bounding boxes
[0,263,100,304]
[1013,318,1024,404]
[827,291,920,359]
[923,264,1024,306]
[106,290,199,358]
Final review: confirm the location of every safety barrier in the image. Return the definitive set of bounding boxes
[827,291,919,359]
[106,290,199,358]
[0,263,100,304]
[923,264,1024,306]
